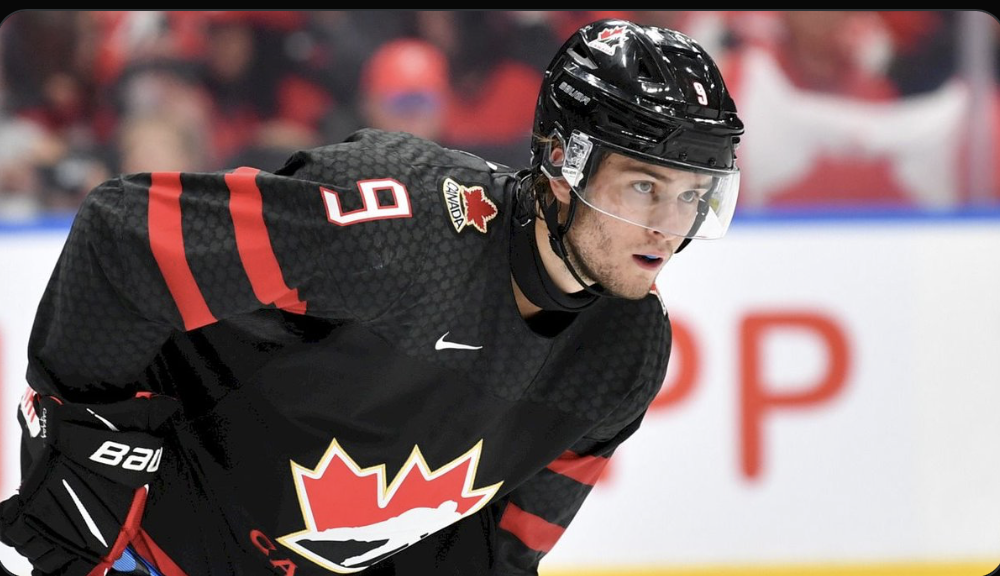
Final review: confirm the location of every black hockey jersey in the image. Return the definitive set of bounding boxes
[19,130,671,575]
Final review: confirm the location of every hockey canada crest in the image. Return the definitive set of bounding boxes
[588,25,627,56]
[279,439,502,573]
[441,178,498,234]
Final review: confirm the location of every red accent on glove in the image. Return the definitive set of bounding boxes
[85,486,149,576]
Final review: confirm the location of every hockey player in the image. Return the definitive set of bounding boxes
[0,19,743,576]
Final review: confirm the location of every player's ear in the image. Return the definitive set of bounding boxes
[546,146,572,204]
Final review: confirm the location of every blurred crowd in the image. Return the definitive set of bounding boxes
[0,10,997,219]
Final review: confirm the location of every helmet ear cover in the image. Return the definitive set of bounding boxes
[538,131,566,184]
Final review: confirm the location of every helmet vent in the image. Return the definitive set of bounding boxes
[567,43,598,70]
[636,58,656,81]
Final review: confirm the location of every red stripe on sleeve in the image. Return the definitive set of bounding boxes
[148,171,217,330]
[546,450,609,486]
[498,502,565,553]
[226,167,307,314]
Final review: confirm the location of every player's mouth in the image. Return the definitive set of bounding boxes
[632,254,665,270]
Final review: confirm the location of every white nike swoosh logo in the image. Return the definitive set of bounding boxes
[435,332,483,351]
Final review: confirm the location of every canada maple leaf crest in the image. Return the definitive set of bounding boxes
[597,25,625,41]
[589,26,627,56]
[441,178,498,234]
[279,439,502,573]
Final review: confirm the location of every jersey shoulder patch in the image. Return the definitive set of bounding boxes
[440,177,499,235]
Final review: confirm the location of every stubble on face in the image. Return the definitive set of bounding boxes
[563,202,658,300]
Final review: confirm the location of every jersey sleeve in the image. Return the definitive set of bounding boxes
[26,146,426,401]
[489,416,645,575]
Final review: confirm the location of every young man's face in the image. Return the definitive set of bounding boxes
[561,152,712,299]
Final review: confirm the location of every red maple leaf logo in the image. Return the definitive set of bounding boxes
[462,187,498,233]
[297,444,494,529]
[598,26,625,41]
[279,440,503,572]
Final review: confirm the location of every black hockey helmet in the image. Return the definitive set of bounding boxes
[530,19,745,247]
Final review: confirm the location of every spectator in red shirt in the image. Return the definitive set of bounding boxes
[357,39,450,142]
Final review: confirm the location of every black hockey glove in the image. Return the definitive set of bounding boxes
[0,391,178,576]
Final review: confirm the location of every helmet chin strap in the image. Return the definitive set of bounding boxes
[540,191,610,299]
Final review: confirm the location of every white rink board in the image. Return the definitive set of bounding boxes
[2,219,1000,572]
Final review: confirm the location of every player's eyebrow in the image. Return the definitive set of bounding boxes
[617,158,713,189]
[621,163,669,182]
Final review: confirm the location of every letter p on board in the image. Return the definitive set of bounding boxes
[740,311,850,480]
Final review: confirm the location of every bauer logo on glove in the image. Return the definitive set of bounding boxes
[0,390,178,576]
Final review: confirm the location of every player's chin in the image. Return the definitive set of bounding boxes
[607,277,659,300]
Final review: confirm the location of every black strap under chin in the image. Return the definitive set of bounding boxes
[542,192,611,300]
[509,211,599,313]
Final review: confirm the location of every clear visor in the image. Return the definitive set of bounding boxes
[560,131,740,239]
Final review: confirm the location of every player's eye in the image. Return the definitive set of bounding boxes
[631,181,654,195]
[678,189,702,204]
